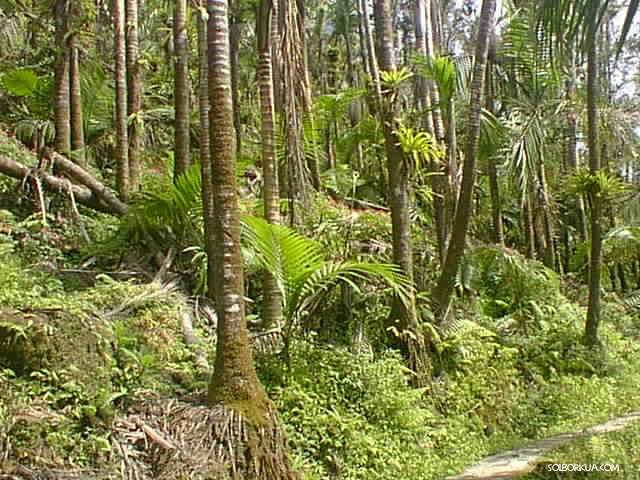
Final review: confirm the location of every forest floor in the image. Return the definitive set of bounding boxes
[449,411,640,479]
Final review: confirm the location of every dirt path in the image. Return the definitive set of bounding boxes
[447,411,640,479]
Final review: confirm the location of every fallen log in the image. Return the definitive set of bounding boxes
[43,148,128,216]
[0,152,128,215]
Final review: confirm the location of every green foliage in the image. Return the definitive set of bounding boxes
[469,245,561,327]
[416,55,456,105]
[380,67,413,94]
[567,170,627,199]
[394,124,445,171]
[243,216,412,330]
[1,68,39,96]
[602,226,640,263]
[262,342,438,480]
[124,163,203,247]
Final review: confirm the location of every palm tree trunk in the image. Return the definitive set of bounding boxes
[414,0,434,128]
[585,11,602,347]
[538,161,556,269]
[230,2,243,157]
[126,0,142,191]
[375,0,427,380]
[280,0,308,224]
[114,0,129,202]
[566,48,588,243]
[258,0,283,329]
[197,4,216,300]
[206,0,262,408]
[486,34,504,246]
[69,35,85,167]
[361,0,382,106]
[174,0,191,180]
[205,2,297,474]
[54,0,71,157]
[524,191,535,259]
[432,0,496,324]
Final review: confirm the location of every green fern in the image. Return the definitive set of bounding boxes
[242,216,413,328]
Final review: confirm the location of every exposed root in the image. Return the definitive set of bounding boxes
[111,396,299,480]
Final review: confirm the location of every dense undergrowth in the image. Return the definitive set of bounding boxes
[1,129,640,477]
[1,197,640,478]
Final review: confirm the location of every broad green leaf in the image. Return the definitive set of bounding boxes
[2,69,39,97]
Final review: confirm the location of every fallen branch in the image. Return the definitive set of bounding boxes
[326,188,389,212]
[134,418,177,450]
[0,152,128,216]
[44,148,128,215]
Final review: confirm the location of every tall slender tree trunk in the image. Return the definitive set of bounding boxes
[114,0,129,202]
[174,0,191,180]
[207,0,260,409]
[415,0,434,130]
[280,0,308,224]
[205,3,296,475]
[585,12,602,347]
[375,0,427,380]
[524,191,535,259]
[566,48,588,243]
[230,1,243,157]
[197,4,216,299]
[258,0,283,329]
[432,0,496,324]
[361,0,382,106]
[486,33,504,246]
[538,161,556,269]
[69,35,85,166]
[126,0,142,191]
[54,0,71,157]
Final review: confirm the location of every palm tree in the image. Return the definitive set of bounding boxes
[126,0,142,191]
[534,0,640,345]
[114,0,129,202]
[205,0,297,475]
[197,1,216,306]
[584,3,602,346]
[257,0,283,328]
[373,0,426,376]
[174,0,191,180]
[230,0,243,156]
[54,0,70,157]
[432,0,496,324]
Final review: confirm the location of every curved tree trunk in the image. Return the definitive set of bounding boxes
[54,0,71,158]
[174,0,191,180]
[432,0,496,324]
[114,0,129,202]
[585,11,602,347]
[258,0,283,329]
[126,0,142,191]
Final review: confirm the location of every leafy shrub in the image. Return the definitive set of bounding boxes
[262,341,439,479]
